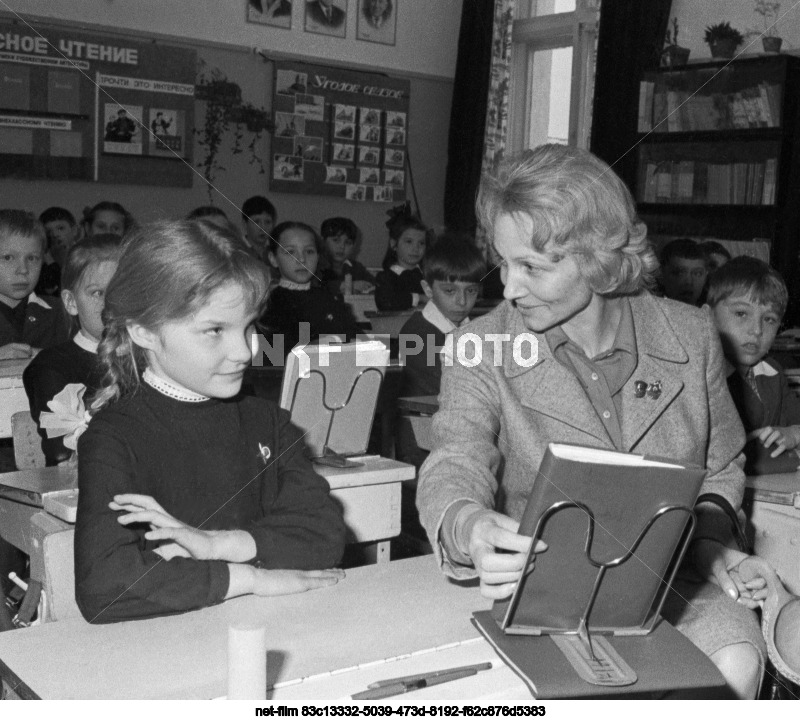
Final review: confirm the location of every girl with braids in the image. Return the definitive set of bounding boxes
[374,203,428,311]
[74,220,345,624]
[23,234,121,466]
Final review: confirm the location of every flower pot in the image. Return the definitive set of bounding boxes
[662,45,691,67]
[763,36,783,53]
[708,38,739,59]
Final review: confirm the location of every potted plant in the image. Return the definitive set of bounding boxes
[194,62,273,198]
[754,1,783,52]
[704,21,745,59]
[661,17,690,67]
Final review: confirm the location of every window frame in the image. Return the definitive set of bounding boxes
[506,2,600,152]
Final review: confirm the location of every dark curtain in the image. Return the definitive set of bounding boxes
[590,0,672,191]
[443,0,495,233]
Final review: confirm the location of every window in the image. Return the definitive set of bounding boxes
[507,0,600,152]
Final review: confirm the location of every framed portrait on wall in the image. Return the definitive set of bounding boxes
[247,0,293,30]
[305,0,347,38]
[356,0,396,46]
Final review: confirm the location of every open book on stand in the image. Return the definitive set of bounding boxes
[473,443,717,696]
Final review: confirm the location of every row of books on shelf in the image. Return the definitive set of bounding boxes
[639,158,777,205]
[637,81,782,132]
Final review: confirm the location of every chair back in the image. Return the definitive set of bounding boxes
[11,411,46,469]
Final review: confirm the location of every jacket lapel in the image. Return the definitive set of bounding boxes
[621,294,688,450]
[502,307,611,445]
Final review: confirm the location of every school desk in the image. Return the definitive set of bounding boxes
[0,555,727,700]
[0,455,413,574]
[0,357,31,438]
[397,395,438,452]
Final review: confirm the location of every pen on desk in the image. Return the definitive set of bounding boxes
[351,668,485,701]
[367,661,493,689]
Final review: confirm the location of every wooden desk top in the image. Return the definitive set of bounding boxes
[0,556,494,700]
[0,456,411,509]
[0,357,31,380]
[0,466,77,506]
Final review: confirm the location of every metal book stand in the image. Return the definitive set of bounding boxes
[501,500,697,686]
[285,365,385,467]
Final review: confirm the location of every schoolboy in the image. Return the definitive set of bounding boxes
[659,237,707,306]
[39,207,80,267]
[707,256,800,472]
[396,235,485,462]
[37,206,81,296]
[241,195,277,260]
[0,210,69,359]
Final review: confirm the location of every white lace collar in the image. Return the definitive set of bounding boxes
[143,367,209,402]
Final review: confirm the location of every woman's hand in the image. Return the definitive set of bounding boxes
[110,494,256,562]
[464,510,547,600]
[692,540,768,609]
[749,425,800,457]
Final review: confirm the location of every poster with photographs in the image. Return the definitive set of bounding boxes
[273,154,304,181]
[384,169,404,187]
[148,108,185,157]
[103,103,143,155]
[295,136,323,162]
[360,107,380,125]
[305,0,348,38]
[295,94,325,120]
[359,167,379,185]
[359,146,379,165]
[346,183,366,200]
[384,147,404,167]
[272,59,409,201]
[276,70,308,95]
[359,124,381,144]
[325,166,348,184]
[373,185,393,201]
[334,104,356,123]
[275,112,305,138]
[333,143,354,163]
[357,0,397,46]
[247,0,293,29]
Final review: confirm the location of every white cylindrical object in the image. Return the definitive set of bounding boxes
[227,621,268,700]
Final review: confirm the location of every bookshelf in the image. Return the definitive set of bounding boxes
[633,55,800,323]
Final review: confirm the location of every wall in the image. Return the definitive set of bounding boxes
[670,0,800,59]
[0,1,462,266]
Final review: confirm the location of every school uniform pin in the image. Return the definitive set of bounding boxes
[647,380,662,399]
[634,380,648,398]
[258,443,271,464]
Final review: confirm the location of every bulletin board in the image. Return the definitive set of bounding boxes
[0,21,195,187]
[271,60,410,203]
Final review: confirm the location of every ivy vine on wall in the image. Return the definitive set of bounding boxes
[194,61,273,198]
